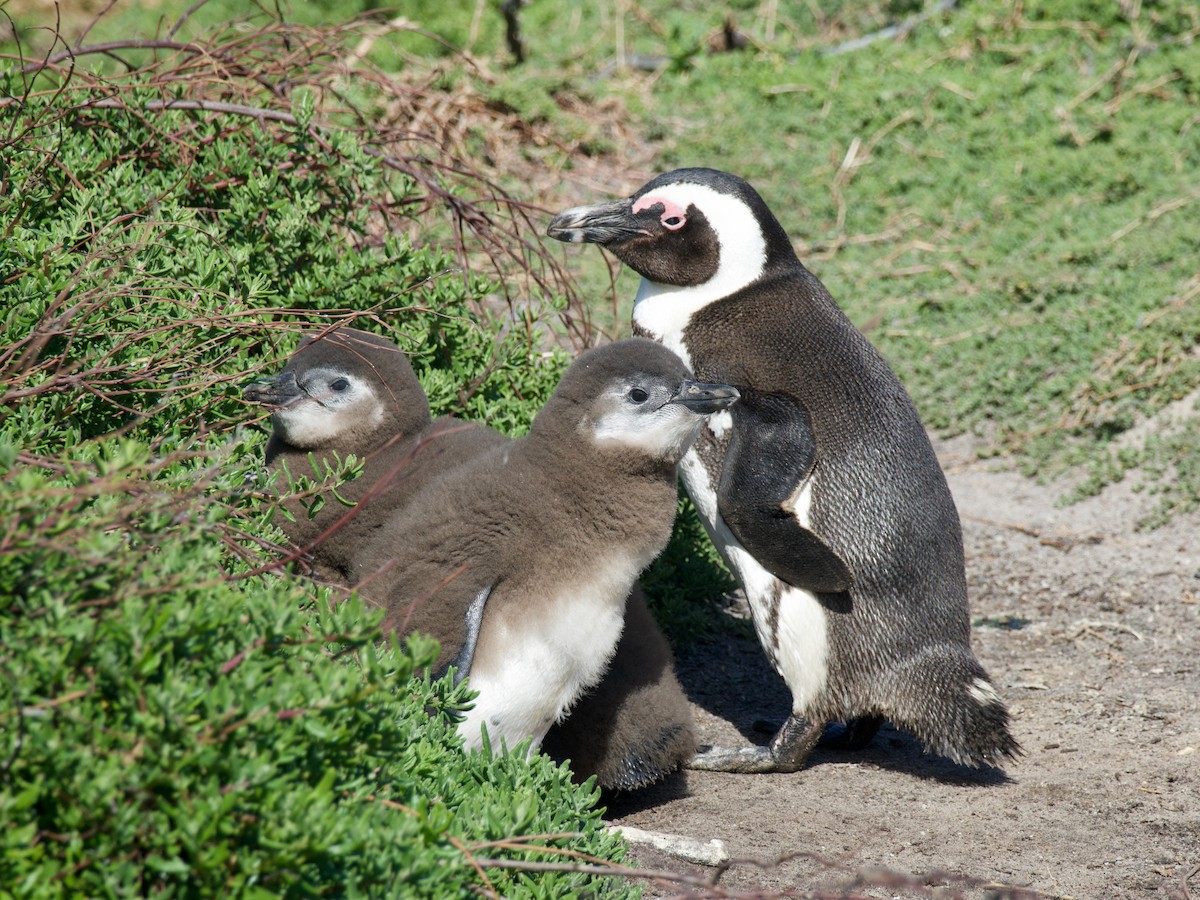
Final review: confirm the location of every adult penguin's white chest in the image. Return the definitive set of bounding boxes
[683,424,831,714]
[639,302,832,714]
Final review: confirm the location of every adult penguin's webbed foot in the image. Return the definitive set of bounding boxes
[752,713,884,752]
[687,714,824,774]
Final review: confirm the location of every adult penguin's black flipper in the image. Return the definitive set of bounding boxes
[716,390,853,594]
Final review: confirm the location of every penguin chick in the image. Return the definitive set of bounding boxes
[358,338,738,755]
[243,327,503,583]
[540,583,696,791]
[548,168,1020,771]
[247,328,698,789]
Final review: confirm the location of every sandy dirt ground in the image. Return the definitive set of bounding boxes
[604,433,1199,899]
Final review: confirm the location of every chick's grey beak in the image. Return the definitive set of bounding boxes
[547,200,644,246]
[242,370,303,407]
[671,380,740,414]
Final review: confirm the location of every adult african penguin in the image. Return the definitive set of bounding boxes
[356,338,738,755]
[548,168,1020,771]
[246,328,701,788]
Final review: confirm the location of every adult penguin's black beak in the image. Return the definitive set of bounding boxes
[547,199,645,246]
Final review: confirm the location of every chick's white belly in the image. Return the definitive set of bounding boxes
[456,571,632,754]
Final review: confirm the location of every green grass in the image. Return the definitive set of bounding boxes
[631,1,1194,528]
[526,0,1200,526]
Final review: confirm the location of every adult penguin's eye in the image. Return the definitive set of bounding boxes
[629,388,649,403]
[331,378,350,392]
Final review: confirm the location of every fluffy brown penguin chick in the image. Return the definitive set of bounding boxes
[246,329,702,788]
[357,337,738,755]
[550,168,1020,773]
[243,327,503,584]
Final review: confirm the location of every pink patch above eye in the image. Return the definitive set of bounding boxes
[632,193,687,229]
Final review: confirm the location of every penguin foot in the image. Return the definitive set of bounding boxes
[688,715,823,774]
[687,744,784,774]
[750,715,883,751]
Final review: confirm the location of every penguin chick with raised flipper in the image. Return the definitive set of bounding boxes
[243,327,504,584]
[548,168,1020,772]
[358,338,738,755]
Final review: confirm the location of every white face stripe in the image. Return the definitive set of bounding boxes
[586,383,708,460]
[631,182,768,341]
[274,401,344,448]
[591,407,704,459]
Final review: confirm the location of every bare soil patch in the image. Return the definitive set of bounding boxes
[607,434,1200,899]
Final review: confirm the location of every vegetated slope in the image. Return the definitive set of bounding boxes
[0,19,636,897]
[524,0,1200,527]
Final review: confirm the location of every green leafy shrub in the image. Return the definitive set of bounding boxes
[0,20,631,898]
[0,454,626,897]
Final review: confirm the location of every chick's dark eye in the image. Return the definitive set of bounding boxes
[330,378,350,392]
[663,216,683,227]
[628,388,649,403]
